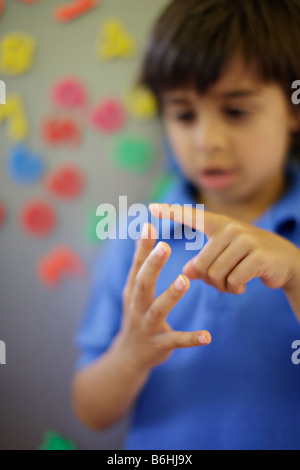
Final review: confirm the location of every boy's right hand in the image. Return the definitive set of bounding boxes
[116,223,211,373]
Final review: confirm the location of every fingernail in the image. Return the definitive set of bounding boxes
[140,223,149,239]
[154,241,167,258]
[174,275,186,291]
[198,334,210,345]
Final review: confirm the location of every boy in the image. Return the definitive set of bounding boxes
[72,0,300,450]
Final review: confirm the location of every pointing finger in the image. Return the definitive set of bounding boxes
[148,203,222,238]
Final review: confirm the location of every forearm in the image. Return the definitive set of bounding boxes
[284,263,300,323]
[71,334,151,431]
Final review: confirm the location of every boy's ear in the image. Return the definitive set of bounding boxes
[289,109,300,132]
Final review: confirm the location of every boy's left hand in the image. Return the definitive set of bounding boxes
[149,203,300,294]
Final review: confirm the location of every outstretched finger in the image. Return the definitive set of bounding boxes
[145,274,190,329]
[159,329,212,350]
[123,223,158,309]
[132,239,171,313]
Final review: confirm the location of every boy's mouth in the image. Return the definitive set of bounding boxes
[198,168,237,190]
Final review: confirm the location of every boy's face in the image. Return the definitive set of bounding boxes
[161,57,299,210]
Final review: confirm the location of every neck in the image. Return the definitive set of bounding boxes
[196,171,288,224]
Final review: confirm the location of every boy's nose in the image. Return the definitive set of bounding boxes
[192,116,226,155]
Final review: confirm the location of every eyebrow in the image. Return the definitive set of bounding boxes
[162,88,260,105]
[213,89,260,99]
[162,97,191,105]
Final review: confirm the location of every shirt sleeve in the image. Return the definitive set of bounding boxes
[74,224,136,371]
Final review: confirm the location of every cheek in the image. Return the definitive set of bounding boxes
[165,124,193,162]
[235,116,290,173]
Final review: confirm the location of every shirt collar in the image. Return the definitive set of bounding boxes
[252,161,300,232]
[265,161,300,232]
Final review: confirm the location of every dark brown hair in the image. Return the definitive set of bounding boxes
[139,0,300,162]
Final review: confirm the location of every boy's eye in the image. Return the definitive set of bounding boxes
[175,111,195,122]
[224,108,249,119]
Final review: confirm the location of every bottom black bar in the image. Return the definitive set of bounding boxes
[86,449,287,462]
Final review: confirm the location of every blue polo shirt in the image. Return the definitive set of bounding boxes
[75,161,300,450]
